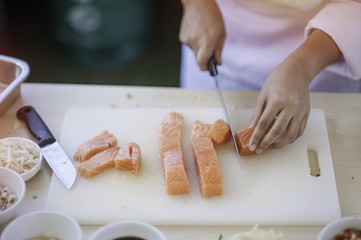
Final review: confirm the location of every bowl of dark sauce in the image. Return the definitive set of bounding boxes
[113,237,144,240]
[90,220,166,240]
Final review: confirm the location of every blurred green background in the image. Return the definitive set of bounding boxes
[0,0,182,87]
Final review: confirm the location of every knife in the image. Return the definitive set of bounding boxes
[17,106,76,189]
[208,60,243,168]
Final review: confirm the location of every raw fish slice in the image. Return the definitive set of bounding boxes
[159,112,190,195]
[73,130,118,162]
[235,120,286,156]
[114,142,142,175]
[78,146,120,178]
[235,127,255,156]
[207,119,231,144]
[191,120,224,197]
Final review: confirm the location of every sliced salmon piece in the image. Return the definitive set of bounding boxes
[235,127,255,156]
[207,119,231,145]
[77,146,120,178]
[73,130,118,162]
[235,122,286,156]
[191,120,224,197]
[159,112,190,195]
[114,142,142,176]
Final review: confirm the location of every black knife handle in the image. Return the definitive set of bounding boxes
[17,106,56,147]
[207,58,218,77]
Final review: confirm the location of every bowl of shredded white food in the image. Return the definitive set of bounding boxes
[0,137,42,181]
[0,167,26,224]
[226,225,284,240]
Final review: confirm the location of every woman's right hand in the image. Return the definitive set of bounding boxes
[179,0,226,70]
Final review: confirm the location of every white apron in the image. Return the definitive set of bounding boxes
[180,0,361,92]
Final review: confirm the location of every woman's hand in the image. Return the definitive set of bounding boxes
[179,0,225,70]
[248,60,311,154]
[249,29,342,153]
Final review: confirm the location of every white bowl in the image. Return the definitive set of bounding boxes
[0,167,26,224]
[318,216,361,240]
[1,210,82,240]
[90,220,166,240]
[0,137,42,181]
[0,54,29,117]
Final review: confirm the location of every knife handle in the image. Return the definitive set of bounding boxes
[17,105,56,147]
[207,58,218,76]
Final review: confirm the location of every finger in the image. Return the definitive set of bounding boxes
[294,115,308,141]
[250,94,267,128]
[249,104,280,152]
[256,110,292,152]
[272,116,301,149]
[178,19,194,47]
[287,109,309,144]
[196,44,214,70]
[214,35,225,65]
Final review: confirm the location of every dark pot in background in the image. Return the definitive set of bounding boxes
[49,0,154,68]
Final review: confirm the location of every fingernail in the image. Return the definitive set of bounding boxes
[256,148,263,154]
[249,144,256,151]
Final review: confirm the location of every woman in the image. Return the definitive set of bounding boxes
[179,0,361,154]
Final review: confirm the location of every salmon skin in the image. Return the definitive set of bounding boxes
[77,146,120,178]
[207,119,231,145]
[159,112,190,195]
[191,120,224,197]
[114,142,142,176]
[73,130,118,162]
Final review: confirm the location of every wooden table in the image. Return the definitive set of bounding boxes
[1,83,360,240]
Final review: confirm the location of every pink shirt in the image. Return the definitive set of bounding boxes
[180,0,361,92]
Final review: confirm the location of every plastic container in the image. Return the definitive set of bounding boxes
[0,55,30,116]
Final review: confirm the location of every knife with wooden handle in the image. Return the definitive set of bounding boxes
[208,60,243,168]
[17,106,77,189]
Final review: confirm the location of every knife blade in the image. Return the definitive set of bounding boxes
[208,60,243,168]
[17,106,76,189]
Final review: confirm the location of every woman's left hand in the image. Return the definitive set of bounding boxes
[248,29,342,154]
[248,59,311,154]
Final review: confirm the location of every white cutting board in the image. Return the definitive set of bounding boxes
[46,108,340,225]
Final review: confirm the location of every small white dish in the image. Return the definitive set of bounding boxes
[0,54,30,116]
[1,210,82,240]
[0,137,42,181]
[90,220,166,240]
[318,216,361,240]
[0,167,26,224]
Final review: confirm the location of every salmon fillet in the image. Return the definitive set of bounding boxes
[73,130,118,162]
[77,146,120,178]
[191,120,224,197]
[114,142,142,176]
[235,127,256,156]
[207,119,232,145]
[159,112,190,195]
